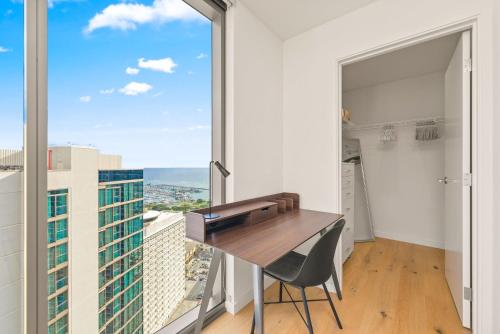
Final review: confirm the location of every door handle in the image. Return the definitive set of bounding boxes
[438,177,460,184]
[438,177,448,184]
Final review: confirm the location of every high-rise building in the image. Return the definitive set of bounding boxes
[47,189,70,334]
[48,146,128,334]
[142,211,185,334]
[0,168,23,334]
[0,147,145,334]
[97,170,144,334]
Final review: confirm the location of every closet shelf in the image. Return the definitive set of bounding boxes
[343,116,444,131]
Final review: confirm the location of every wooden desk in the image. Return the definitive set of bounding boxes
[205,209,342,268]
[189,193,343,334]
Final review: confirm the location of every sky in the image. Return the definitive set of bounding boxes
[0,0,212,168]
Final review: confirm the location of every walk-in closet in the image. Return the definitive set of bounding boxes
[340,31,472,328]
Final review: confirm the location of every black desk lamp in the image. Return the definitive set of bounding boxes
[205,160,230,220]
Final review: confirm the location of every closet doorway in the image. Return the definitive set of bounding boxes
[338,29,473,330]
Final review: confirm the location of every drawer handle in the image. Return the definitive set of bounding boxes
[261,207,269,212]
[345,192,352,196]
[345,207,351,212]
[345,227,351,232]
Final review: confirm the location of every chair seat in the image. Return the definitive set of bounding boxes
[264,251,306,283]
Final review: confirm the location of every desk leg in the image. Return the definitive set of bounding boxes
[252,264,264,334]
[194,248,223,334]
[320,228,343,300]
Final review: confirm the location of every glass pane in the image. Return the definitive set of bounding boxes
[48,0,220,333]
[0,1,24,333]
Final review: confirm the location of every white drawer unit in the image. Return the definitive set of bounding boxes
[341,162,355,263]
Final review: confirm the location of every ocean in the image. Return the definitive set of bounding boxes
[144,168,209,189]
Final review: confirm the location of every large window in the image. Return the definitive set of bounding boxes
[44,0,226,334]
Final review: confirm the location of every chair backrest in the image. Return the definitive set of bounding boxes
[290,219,345,287]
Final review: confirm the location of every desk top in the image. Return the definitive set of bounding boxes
[205,209,343,268]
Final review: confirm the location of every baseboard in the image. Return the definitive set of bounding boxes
[373,230,444,249]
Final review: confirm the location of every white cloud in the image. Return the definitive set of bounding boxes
[79,95,91,103]
[126,67,140,75]
[84,0,204,34]
[119,82,152,96]
[99,88,115,95]
[196,108,204,112]
[187,125,210,131]
[138,57,177,74]
[196,53,207,60]
[0,46,11,53]
[187,70,195,75]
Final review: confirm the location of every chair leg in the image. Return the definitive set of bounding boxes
[322,283,343,329]
[300,288,314,334]
[278,281,284,303]
[331,265,343,300]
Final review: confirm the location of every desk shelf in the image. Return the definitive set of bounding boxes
[186,192,300,243]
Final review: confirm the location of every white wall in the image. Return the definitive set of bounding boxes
[225,0,283,313]
[283,0,492,210]
[282,0,494,330]
[344,72,445,248]
[345,72,445,124]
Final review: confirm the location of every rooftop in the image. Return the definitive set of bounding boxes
[143,211,185,239]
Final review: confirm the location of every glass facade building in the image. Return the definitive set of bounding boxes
[47,189,69,334]
[98,170,144,334]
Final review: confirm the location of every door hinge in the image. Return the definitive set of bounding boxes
[464,287,472,301]
[464,58,472,72]
[464,173,472,187]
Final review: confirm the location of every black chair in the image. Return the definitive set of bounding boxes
[251,219,345,334]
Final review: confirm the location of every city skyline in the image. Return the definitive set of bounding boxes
[0,145,213,334]
[0,0,213,168]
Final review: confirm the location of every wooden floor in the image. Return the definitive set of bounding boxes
[204,238,470,334]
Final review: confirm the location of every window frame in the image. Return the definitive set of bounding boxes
[159,1,227,333]
[26,0,226,333]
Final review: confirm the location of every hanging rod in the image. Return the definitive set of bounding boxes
[343,116,444,131]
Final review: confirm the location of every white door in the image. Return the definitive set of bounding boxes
[443,30,471,328]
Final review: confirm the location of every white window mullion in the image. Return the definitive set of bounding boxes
[24,0,48,333]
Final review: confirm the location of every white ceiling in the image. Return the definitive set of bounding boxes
[343,33,461,91]
[238,0,379,40]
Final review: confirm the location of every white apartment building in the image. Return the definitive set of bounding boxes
[48,146,119,334]
[0,147,124,334]
[142,211,185,334]
[0,170,23,333]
